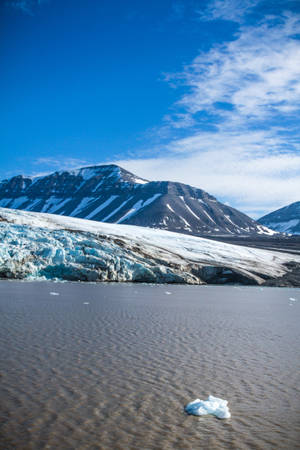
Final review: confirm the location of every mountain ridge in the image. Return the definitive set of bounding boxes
[258,201,300,235]
[0,164,275,237]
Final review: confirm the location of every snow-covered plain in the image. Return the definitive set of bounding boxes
[0,207,299,284]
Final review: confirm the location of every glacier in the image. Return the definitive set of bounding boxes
[0,207,299,284]
[185,396,231,419]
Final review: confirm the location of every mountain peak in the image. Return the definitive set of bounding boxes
[0,164,275,237]
[56,164,149,185]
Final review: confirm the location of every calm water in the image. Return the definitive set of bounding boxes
[0,281,299,449]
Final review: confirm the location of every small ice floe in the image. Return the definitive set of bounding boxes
[289,298,297,302]
[185,395,231,419]
[50,292,60,296]
[165,291,172,295]
[83,302,89,305]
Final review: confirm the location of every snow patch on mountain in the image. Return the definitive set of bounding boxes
[133,178,149,184]
[117,194,162,224]
[85,195,119,220]
[266,220,300,234]
[8,196,29,209]
[71,165,121,181]
[259,202,300,235]
[102,198,132,222]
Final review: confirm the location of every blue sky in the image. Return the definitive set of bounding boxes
[1,0,300,218]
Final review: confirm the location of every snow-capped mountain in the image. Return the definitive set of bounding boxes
[0,164,274,236]
[0,208,298,285]
[258,202,300,235]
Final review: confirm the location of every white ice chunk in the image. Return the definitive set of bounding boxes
[185,395,231,419]
[50,292,60,296]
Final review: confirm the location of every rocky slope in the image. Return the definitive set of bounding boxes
[0,208,299,286]
[258,201,300,235]
[0,164,274,237]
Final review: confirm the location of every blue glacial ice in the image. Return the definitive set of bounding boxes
[1,207,300,284]
[0,222,200,283]
[185,395,231,419]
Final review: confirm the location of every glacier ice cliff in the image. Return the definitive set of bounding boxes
[0,208,299,285]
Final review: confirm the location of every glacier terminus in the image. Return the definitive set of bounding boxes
[1,208,299,286]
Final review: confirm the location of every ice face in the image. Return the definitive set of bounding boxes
[185,395,231,419]
[0,222,200,283]
[0,207,299,284]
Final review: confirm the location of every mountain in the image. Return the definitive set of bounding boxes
[258,202,300,235]
[0,164,274,237]
[1,208,299,286]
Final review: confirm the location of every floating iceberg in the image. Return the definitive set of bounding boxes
[185,395,231,419]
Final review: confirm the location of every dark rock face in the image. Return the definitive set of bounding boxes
[263,262,300,287]
[258,202,300,235]
[0,164,272,236]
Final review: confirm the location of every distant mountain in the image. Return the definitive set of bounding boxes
[258,202,300,235]
[0,164,275,237]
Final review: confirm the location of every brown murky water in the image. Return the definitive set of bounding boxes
[0,281,299,449]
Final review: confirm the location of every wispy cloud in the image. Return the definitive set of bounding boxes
[171,12,300,127]
[198,0,258,23]
[118,8,300,218]
[5,0,48,15]
[33,157,90,171]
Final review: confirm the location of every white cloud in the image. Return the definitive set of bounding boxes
[114,11,300,219]
[115,137,300,218]
[198,0,258,23]
[176,13,300,125]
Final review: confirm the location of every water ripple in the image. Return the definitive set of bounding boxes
[0,282,299,449]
